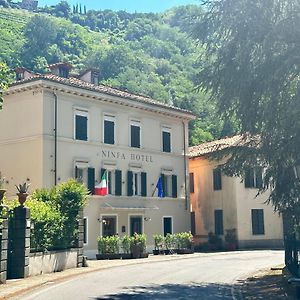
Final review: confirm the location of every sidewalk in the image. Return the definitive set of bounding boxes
[0,252,290,299]
[240,266,296,299]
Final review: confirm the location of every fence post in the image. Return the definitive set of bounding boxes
[8,206,30,279]
[77,210,84,267]
[0,206,8,283]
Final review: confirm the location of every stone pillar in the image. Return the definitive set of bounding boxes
[9,207,30,279]
[77,210,84,267]
[0,206,9,284]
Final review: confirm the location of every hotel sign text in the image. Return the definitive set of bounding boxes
[101,150,153,163]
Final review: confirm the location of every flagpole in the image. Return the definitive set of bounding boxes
[151,186,157,197]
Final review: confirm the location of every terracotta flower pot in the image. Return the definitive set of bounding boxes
[17,193,29,206]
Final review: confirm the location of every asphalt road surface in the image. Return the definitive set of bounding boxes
[20,250,284,300]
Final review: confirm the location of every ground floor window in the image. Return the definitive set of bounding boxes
[251,209,265,235]
[163,217,173,236]
[130,216,143,235]
[102,216,117,237]
[214,209,224,235]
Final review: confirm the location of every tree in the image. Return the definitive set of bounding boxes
[0,62,11,108]
[193,1,300,223]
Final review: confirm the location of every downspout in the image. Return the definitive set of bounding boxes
[183,121,188,211]
[53,92,57,186]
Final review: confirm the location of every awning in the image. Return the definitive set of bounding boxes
[100,203,159,211]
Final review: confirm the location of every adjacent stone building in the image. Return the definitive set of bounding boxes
[189,136,283,248]
[0,63,195,257]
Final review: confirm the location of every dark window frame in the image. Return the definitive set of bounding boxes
[251,209,265,235]
[130,121,141,148]
[74,110,88,141]
[103,116,115,145]
[162,129,171,153]
[214,209,224,235]
[190,173,194,193]
[213,169,222,191]
[245,168,263,189]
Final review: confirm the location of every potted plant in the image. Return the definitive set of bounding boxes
[0,172,6,203]
[153,234,164,255]
[225,229,237,251]
[164,233,175,255]
[15,182,30,206]
[121,234,132,259]
[96,235,121,260]
[176,232,194,254]
[208,232,223,251]
[130,233,148,259]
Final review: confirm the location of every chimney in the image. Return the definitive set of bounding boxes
[79,68,100,85]
[49,62,73,78]
[15,67,35,81]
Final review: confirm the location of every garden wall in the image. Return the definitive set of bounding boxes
[29,249,79,276]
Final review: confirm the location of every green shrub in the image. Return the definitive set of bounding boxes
[121,234,131,253]
[97,235,120,254]
[131,233,147,253]
[153,234,164,250]
[176,232,193,249]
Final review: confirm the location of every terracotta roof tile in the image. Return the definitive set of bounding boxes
[10,74,196,117]
[189,135,245,157]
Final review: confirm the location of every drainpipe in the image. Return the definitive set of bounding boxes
[53,92,58,186]
[183,121,188,211]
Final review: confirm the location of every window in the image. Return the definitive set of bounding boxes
[214,210,224,235]
[163,217,173,236]
[162,128,171,153]
[130,120,141,148]
[102,216,117,237]
[190,173,194,193]
[127,171,147,197]
[213,169,222,190]
[75,162,95,194]
[92,74,99,85]
[130,216,143,235]
[161,173,177,198]
[59,67,69,78]
[83,218,88,244]
[16,72,24,81]
[251,209,265,235]
[101,168,122,196]
[245,168,263,188]
[103,115,115,145]
[74,110,88,141]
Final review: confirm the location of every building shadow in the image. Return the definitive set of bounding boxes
[94,282,237,299]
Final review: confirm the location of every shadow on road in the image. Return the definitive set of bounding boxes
[94,282,237,299]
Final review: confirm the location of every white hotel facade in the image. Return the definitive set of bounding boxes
[0,63,195,257]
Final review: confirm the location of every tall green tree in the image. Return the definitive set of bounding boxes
[194,0,300,220]
[0,62,11,108]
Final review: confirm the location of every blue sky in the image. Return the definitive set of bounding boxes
[38,0,200,13]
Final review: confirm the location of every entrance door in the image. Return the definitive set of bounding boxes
[130,216,142,235]
[102,217,116,237]
[163,217,172,236]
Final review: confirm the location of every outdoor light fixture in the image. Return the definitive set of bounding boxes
[144,217,151,221]
[97,218,107,224]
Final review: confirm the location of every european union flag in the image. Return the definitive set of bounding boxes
[156,177,164,198]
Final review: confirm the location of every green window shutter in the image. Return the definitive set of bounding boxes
[214,210,224,235]
[172,175,177,198]
[162,131,171,152]
[131,125,140,148]
[115,170,122,196]
[88,167,95,195]
[141,172,147,197]
[75,115,88,141]
[161,173,165,198]
[213,169,222,190]
[104,120,114,144]
[101,168,106,179]
[127,171,133,196]
[75,166,79,179]
[255,168,263,188]
[244,169,251,188]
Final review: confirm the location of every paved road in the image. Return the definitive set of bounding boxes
[20,250,284,300]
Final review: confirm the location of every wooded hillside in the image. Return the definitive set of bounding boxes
[0,5,238,144]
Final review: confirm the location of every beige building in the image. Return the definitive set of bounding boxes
[0,63,195,258]
[189,136,283,248]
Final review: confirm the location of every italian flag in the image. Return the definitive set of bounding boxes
[95,171,108,196]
